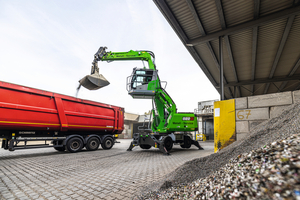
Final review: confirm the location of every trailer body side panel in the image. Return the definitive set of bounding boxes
[0,81,124,135]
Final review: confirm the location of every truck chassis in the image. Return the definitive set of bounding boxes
[1,131,117,153]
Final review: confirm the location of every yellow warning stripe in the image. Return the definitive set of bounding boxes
[68,124,108,129]
[0,120,59,126]
[69,125,123,130]
[0,120,123,130]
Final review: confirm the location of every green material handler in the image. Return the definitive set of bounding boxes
[79,47,204,155]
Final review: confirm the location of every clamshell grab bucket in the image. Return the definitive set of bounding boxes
[79,72,110,90]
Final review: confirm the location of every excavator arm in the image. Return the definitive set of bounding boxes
[93,47,156,69]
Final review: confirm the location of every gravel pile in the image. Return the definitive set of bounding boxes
[137,103,300,199]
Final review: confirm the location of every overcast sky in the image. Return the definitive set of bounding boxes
[0,0,219,114]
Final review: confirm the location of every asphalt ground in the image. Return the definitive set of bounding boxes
[0,139,214,200]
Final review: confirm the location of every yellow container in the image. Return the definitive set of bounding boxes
[214,99,236,152]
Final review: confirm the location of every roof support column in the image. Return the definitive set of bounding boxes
[235,86,238,98]
[219,36,224,100]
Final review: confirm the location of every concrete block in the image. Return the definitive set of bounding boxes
[237,133,248,141]
[248,91,293,108]
[270,105,291,119]
[235,97,248,109]
[236,108,269,121]
[293,90,300,104]
[236,121,249,133]
[249,120,266,131]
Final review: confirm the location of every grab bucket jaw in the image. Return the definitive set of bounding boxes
[79,72,110,90]
[79,47,109,90]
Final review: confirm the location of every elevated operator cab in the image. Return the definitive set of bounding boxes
[127,68,158,99]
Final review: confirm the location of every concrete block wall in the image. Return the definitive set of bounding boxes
[235,90,299,141]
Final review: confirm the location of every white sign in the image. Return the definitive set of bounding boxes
[214,108,220,117]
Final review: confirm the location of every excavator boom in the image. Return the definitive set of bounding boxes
[79,47,156,90]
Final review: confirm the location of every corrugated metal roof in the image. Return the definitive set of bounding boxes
[223,0,254,27]
[167,1,200,40]
[230,29,252,81]
[260,0,294,16]
[275,15,300,77]
[193,1,222,34]
[256,18,287,79]
[153,0,300,99]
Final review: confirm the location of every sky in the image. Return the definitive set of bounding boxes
[0,0,219,114]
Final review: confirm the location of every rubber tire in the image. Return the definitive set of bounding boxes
[180,136,192,149]
[86,137,100,151]
[101,137,114,150]
[54,147,65,151]
[140,144,152,149]
[66,137,83,153]
[163,136,173,151]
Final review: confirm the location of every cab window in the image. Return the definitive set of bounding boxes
[131,70,153,89]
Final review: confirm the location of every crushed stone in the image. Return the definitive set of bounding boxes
[136,103,300,199]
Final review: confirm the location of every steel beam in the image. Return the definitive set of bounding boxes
[207,43,234,98]
[251,0,260,95]
[254,0,260,19]
[186,6,300,46]
[295,82,300,90]
[217,0,229,98]
[214,0,238,98]
[186,0,233,98]
[224,36,238,83]
[234,86,237,98]
[251,27,258,95]
[185,0,206,35]
[224,35,241,97]
[264,15,295,93]
[279,56,300,91]
[219,74,300,87]
[215,0,226,29]
[220,36,224,100]
[289,56,300,76]
[215,0,242,97]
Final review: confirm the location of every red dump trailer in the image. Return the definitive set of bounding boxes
[0,81,124,152]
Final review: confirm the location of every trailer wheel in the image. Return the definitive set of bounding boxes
[180,136,192,149]
[54,147,65,151]
[163,136,173,151]
[101,137,113,150]
[66,137,83,153]
[140,144,151,149]
[86,137,100,151]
